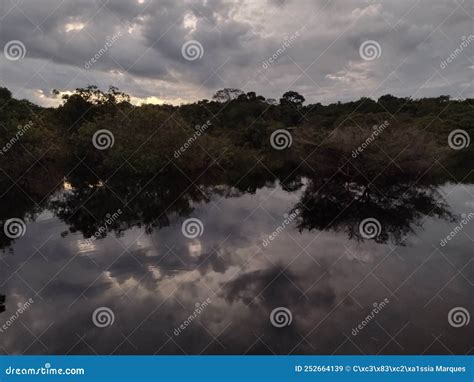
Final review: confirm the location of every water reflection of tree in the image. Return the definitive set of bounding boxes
[0,159,459,249]
[50,175,207,239]
[0,189,38,250]
[49,167,301,241]
[0,171,62,251]
[292,176,454,245]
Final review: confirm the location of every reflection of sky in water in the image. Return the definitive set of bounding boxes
[0,183,472,355]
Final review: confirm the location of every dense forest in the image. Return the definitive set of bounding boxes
[1,85,473,181]
[0,86,473,248]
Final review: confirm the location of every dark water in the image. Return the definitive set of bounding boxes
[0,176,473,355]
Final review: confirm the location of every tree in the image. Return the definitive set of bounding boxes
[53,86,132,131]
[377,94,404,113]
[0,87,12,101]
[246,91,256,100]
[212,88,244,103]
[280,91,305,108]
[278,91,306,126]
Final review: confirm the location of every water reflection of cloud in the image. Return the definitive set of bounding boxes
[0,182,473,355]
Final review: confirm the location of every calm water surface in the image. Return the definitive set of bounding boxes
[0,179,473,354]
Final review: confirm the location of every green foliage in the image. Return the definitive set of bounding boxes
[1,86,472,249]
[0,85,471,184]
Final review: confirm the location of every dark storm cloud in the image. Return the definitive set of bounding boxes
[220,263,337,310]
[0,0,472,106]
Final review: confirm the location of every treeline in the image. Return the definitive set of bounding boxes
[0,86,473,249]
[0,85,473,185]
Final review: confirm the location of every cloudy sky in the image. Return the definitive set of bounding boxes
[0,0,472,107]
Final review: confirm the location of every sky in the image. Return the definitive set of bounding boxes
[0,0,472,107]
